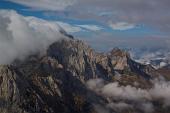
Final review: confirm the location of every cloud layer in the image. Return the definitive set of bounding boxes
[0,10,66,64]
[86,78,170,113]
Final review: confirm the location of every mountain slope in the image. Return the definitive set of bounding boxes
[0,38,169,113]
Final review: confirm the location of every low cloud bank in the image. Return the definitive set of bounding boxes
[86,78,170,113]
[0,10,66,64]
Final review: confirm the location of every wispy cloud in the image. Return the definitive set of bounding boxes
[26,16,104,34]
[6,0,76,11]
[56,22,104,33]
[56,21,82,33]
[76,25,103,31]
[5,0,170,33]
[109,22,136,31]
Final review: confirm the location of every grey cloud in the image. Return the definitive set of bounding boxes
[106,102,133,111]
[94,104,110,113]
[139,102,154,113]
[107,102,154,113]
[65,0,170,33]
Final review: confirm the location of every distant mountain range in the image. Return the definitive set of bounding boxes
[132,50,170,69]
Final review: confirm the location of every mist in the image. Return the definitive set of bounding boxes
[0,10,66,64]
[86,78,170,113]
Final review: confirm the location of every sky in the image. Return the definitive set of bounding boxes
[0,0,170,54]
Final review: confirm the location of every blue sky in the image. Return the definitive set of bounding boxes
[0,0,169,52]
[0,0,157,33]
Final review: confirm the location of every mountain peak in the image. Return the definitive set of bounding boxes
[110,48,130,58]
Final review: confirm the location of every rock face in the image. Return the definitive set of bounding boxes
[0,39,167,113]
[0,65,21,113]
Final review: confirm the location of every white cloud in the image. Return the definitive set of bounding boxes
[86,78,104,92]
[76,25,103,31]
[109,22,136,30]
[0,9,104,64]
[100,79,170,105]
[150,80,170,106]
[7,0,76,11]
[101,82,151,101]
[86,78,170,113]
[56,21,82,33]
[0,10,67,64]
[160,62,167,67]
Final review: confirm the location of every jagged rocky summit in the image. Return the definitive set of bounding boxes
[0,38,167,113]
